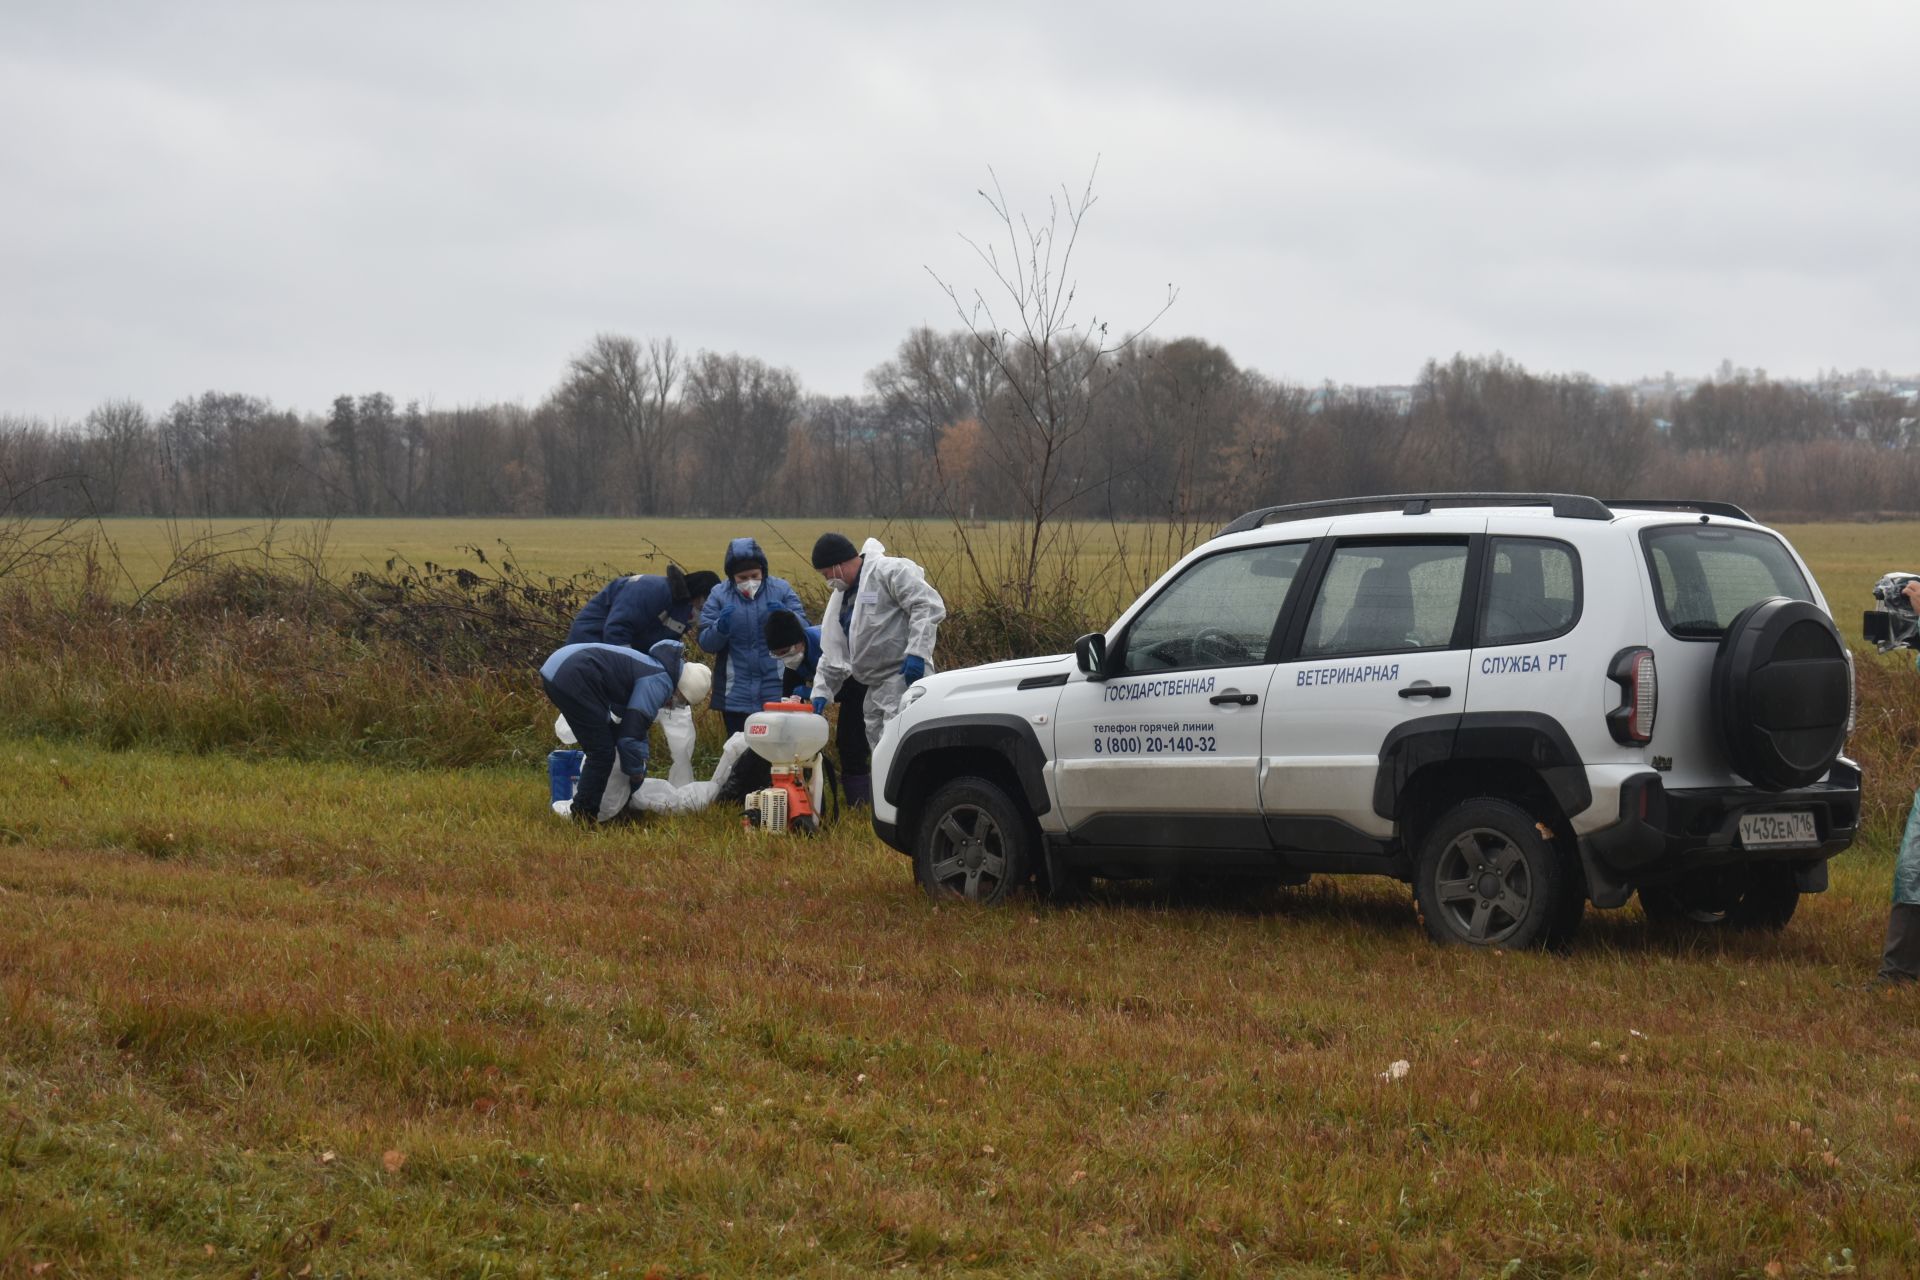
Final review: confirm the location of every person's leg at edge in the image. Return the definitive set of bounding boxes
[1878,787,1920,983]
[546,678,618,822]
[836,679,872,806]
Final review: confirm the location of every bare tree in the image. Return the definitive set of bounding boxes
[1099,336,1248,521]
[0,416,85,580]
[682,351,800,514]
[929,162,1176,604]
[83,398,152,514]
[325,394,365,515]
[557,333,681,514]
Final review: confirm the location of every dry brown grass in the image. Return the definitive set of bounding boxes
[7,517,1920,1275]
[3,743,1919,1277]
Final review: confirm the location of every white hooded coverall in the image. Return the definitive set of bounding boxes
[814,538,946,751]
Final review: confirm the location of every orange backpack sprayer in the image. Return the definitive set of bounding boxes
[741,699,831,834]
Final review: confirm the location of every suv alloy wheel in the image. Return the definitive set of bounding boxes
[1413,797,1585,948]
[914,776,1035,905]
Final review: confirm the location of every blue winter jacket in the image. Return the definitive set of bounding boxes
[566,574,693,651]
[699,537,809,714]
[540,640,684,778]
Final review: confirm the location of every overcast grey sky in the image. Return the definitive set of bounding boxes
[3,0,1917,420]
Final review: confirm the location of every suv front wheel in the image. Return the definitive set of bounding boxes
[914,776,1035,905]
[1414,798,1584,949]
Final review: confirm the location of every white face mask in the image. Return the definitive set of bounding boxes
[826,577,846,592]
[778,647,805,670]
[738,577,762,599]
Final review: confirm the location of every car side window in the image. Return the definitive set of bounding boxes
[1119,543,1306,674]
[1479,537,1581,646]
[1301,541,1469,658]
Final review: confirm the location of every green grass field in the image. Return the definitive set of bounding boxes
[6,516,1920,1276]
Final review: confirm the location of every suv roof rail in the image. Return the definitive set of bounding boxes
[1218,492,1613,536]
[1604,497,1756,522]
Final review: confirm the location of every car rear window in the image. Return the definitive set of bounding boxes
[1641,525,1815,639]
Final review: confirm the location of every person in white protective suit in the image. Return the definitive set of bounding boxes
[808,532,946,806]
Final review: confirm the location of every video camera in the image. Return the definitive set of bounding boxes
[1863,571,1920,652]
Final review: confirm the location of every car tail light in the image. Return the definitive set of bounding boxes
[1607,647,1657,745]
[1844,649,1856,737]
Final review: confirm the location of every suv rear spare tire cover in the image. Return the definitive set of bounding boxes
[1710,596,1850,791]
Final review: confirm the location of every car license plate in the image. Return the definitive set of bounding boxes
[1738,810,1818,848]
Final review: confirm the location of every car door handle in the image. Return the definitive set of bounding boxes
[1397,684,1451,699]
[1210,692,1258,706]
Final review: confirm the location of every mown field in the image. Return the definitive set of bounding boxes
[50,516,1200,619]
[46,514,1920,618]
[4,516,1920,1277]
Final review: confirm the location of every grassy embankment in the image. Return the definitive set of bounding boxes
[3,517,1920,1276]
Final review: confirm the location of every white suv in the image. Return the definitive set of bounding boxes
[870,494,1858,948]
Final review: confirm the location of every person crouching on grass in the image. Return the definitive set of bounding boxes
[540,637,712,824]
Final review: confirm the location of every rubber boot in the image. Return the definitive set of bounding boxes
[842,773,872,807]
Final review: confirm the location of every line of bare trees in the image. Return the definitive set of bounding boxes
[4,337,1918,526]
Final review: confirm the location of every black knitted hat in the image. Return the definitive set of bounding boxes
[764,609,806,651]
[683,570,721,599]
[811,531,858,570]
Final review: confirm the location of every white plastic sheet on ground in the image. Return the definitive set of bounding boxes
[548,733,749,820]
[630,732,748,815]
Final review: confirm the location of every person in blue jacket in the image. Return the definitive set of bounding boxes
[1882,578,1920,982]
[764,608,821,699]
[698,537,809,734]
[567,565,721,652]
[541,638,712,823]
[562,565,719,787]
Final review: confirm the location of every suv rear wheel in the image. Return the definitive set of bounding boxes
[1638,863,1799,931]
[1414,798,1583,949]
[914,776,1034,905]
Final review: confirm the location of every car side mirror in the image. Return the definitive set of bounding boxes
[1073,632,1109,679]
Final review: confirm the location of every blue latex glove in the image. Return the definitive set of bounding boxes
[793,685,811,701]
[901,654,926,686]
[812,695,829,716]
[716,604,736,630]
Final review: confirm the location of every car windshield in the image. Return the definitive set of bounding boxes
[1642,525,1815,639]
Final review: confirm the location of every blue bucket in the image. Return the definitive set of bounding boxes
[547,749,585,803]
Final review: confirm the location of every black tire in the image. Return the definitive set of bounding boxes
[1710,597,1850,791]
[1638,863,1800,931]
[1413,798,1584,949]
[913,775,1035,906]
